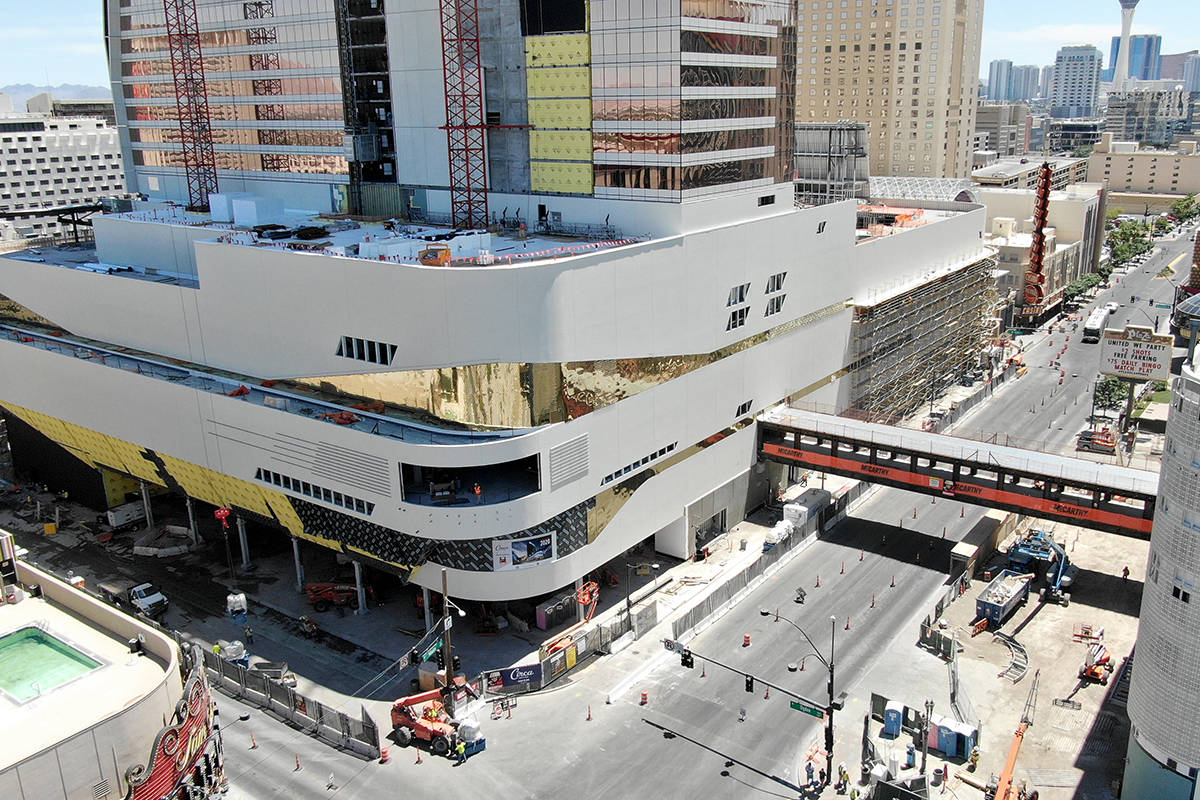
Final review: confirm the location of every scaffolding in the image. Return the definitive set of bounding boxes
[848,256,999,423]
[794,122,869,207]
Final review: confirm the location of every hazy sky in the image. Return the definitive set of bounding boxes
[0,0,1197,89]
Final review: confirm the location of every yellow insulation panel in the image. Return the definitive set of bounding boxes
[526,33,590,67]
[528,99,593,129]
[531,161,594,194]
[530,130,593,161]
[100,468,142,508]
[526,66,592,98]
[3,403,164,485]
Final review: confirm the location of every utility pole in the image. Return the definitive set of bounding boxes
[441,567,453,705]
[825,615,836,786]
[922,699,934,774]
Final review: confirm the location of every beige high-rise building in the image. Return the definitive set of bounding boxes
[794,0,984,178]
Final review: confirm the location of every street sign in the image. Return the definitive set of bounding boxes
[1156,303,1171,309]
[1100,325,1172,382]
[421,639,442,661]
[790,700,826,719]
[444,615,453,631]
[397,654,410,670]
[662,638,679,653]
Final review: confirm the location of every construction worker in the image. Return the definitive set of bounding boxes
[968,746,980,771]
[243,625,254,645]
[213,642,221,655]
[805,760,815,786]
[455,739,467,765]
[1122,565,1130,582]
[473,482,483,504]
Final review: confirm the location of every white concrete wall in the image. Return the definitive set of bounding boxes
[387,0,451,189]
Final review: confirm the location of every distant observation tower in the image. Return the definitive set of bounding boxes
[1113,0,1141,90]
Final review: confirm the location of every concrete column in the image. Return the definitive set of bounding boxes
[353,561,367,616]
[575,577,585,623]
[422,586,433,631]
[291,537,305,593]
[139,480,155,531]
[236,516,252,570]
[185,496,198,545]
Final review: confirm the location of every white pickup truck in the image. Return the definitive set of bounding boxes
[98,580,170,620]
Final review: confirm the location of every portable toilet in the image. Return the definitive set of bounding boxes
[883,701,904,738]
[937,718,960,757]
[927,714,948,750]
[952,720,978,756]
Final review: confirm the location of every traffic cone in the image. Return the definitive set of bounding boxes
[799,656,807,671]
[295,755,302,771]
[640,690,649,705]
[913,508,918,519]
[380,747,389,764]
[764,685,770,699]
[743,634,752,647]
[961,507,965,518]
[587,705,592,721]
[840,561,845,574]
[891,575,896,587]
[815,574,821,588]
[860,549,864,561]
[415,748,423,765]
[871,594,876,608]
[845,616,851,630]
[701,664,706,678]
[942,527,946,539]
[250,734,258,750]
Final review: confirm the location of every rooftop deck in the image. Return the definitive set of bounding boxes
[0,324,531,444]
[2,205,647,277]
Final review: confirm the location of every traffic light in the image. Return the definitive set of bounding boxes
[745,675,754,693]
[410,648,419,666]
[435,647,446,670]
[452,654,462,673]
[680,649,694,669]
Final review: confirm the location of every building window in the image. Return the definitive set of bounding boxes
[735,399,753,417]
[817,221,827,233]
[758,194,776,206]
[765,294,787,316]
[727,283,750,306]
[766,272,787,293]
[336,336,398,365]
[727,307,749,330]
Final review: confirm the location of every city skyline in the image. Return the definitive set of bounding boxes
[0,0,1197,89]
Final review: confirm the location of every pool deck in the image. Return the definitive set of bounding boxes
[0,590,168,769]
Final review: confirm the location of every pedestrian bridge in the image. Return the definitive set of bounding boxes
[758,407,1157,538]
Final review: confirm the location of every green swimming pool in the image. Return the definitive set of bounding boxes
[0,626,101,702]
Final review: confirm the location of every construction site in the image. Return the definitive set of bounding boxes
[847,251,999,424]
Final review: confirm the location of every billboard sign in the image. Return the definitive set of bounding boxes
[492,532,556,571]
[484,662,543,691]
[1100,325,1172,382]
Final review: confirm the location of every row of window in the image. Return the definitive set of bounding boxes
[336,336,398,366]
[592,128,771,156]
[601,442,678,486]
[594,158,772,192]
[254,467,376,515]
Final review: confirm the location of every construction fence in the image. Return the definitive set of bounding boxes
[199,649,381,759]
[671,479,875,642]
[917,571,971,660]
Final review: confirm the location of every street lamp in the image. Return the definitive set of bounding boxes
[760,609,837,788]
[626,562,660,635]
[439,568,467,712]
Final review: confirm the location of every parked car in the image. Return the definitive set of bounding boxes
[98,580,169,619]
[1104,302,1119,314]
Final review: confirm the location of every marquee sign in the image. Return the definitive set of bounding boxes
[125,662,220,800]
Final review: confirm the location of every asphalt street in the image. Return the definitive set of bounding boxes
[951,230,1196,456]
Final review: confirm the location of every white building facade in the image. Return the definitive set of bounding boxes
[1123,359,1200,800]
[1050,45,1102,119]
[0,116,129,241]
